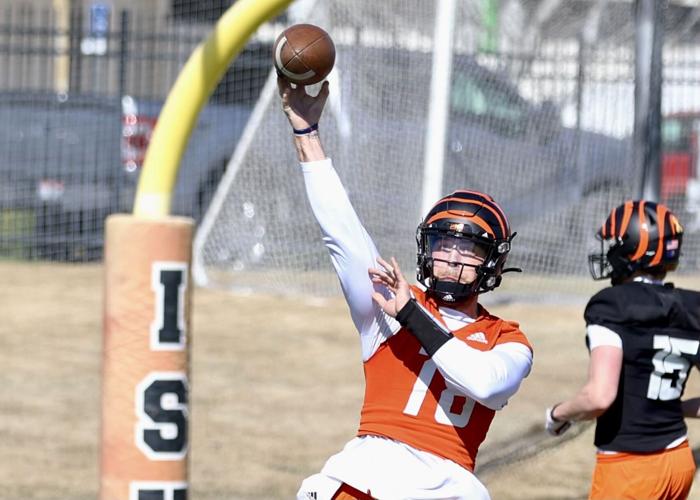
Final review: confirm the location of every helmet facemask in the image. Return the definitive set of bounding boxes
[588,235,630,281]
[417,223,514,302]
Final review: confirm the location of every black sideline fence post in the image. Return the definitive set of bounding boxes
[634,0,665,202]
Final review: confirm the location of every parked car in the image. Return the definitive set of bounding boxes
[0,92,122,260]
[0,91,251,260]
[119,95,252,221]
[0,52,629,271]
[323,49,630,275]
[442,60,632,274]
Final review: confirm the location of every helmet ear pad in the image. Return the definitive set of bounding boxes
[607,237,641,276]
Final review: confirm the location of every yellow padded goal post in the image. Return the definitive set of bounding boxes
[101,1,293,499]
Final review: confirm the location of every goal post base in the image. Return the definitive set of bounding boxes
[100,214,193,500]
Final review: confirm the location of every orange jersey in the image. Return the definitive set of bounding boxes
[357,287,531,471]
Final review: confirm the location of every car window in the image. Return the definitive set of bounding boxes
[450,71,528,131]
[662,118,690,152]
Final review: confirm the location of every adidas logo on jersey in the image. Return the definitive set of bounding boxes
[466,331,487,344]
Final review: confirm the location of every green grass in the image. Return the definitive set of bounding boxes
[0,209,35,259]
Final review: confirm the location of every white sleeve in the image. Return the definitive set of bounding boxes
[431,340,533,410]
[301,159,400,359]
[586,324,622,350]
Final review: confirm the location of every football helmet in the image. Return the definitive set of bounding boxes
[416,190,518,301]
[588,200,684,281]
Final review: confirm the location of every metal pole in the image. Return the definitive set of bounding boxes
[68,0,82,93]
[634,0,664,202]
[420,0,457,219]
[118,10,129,98]
[573,33,585,187]
[52,0,70,93]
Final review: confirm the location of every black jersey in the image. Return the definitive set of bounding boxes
[584,282,700,452]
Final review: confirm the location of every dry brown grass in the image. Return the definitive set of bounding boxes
[1,261,700,499]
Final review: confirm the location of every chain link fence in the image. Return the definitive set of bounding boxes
[1,1,698,294]
[194,0,700,299]
[0,1,272,260]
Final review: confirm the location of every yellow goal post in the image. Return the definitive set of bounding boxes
[100,1,293,499]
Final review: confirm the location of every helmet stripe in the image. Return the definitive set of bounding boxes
[649,204,668,266]
[448,191,508,227]
[604,206,617,238]
[464,214,496,237]
[669,212,677,236]
[426,209,496,237]
[630,201,649,261]
[451,189,494,201]
[437,195,508,238]
[668,212,683,236]
[618,200,635,238]
[610,206,618,238]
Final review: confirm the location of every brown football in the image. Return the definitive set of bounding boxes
[273,24,336,86]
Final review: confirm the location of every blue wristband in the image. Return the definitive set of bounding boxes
[293,123,319,135]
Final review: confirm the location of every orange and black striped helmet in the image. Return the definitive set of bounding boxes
[588,200,684,281]
[416,190,518,300]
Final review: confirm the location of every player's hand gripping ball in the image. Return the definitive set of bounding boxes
[273,23,335,86]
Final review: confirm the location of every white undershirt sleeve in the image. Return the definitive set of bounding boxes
[586,324,622,350]
[301,159,400,359]
[432,340,533,410]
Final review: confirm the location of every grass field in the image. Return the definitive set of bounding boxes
[1,261,700,499]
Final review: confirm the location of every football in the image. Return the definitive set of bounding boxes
[273,24,336,86]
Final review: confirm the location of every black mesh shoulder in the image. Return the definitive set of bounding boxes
[585,283,700,328]
[673,286,700,331]
[584,285,628,327]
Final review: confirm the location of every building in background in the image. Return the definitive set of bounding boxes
[0,0,277,100]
